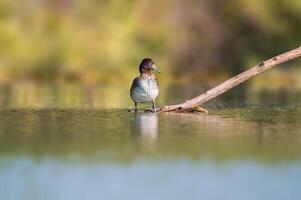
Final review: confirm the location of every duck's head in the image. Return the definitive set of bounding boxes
[139,58,160,75]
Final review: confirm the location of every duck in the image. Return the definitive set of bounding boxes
[130,58,160,112]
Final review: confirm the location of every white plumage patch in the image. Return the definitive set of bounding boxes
[131,76,159,103]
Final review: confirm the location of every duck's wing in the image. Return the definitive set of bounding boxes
[130,77,149,100]
[130,77,140,92]
[130,77,145,95]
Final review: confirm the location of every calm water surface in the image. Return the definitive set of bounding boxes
[0,106,301,200]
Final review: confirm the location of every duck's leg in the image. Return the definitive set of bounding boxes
[134,102,138,112]
[152,100,157,112]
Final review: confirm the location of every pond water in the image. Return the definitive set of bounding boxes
[0,106,301,200]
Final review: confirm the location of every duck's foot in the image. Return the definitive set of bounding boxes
[128,109,153,113]
[143,109,155,113]
[128,108,160,113]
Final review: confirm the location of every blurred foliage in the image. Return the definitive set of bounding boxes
[0,0,301,108]
[169,0,301,84]
[0,0,170,84]
[0,0,300,85]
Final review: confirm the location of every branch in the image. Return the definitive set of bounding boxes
[160,46,301,112]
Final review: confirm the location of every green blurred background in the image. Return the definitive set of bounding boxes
[0,0,301,108]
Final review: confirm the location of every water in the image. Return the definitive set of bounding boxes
[0,106,301,200]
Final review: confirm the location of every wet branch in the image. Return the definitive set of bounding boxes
[160,46,301,113]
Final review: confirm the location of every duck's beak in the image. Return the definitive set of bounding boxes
[152,65,161,73]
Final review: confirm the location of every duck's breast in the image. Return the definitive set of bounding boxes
[146,78,159,100]
[131,77,159,103]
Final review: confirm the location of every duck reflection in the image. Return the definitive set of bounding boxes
[135,113,159,146]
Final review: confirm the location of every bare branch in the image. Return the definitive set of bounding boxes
[160,46,301,112]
